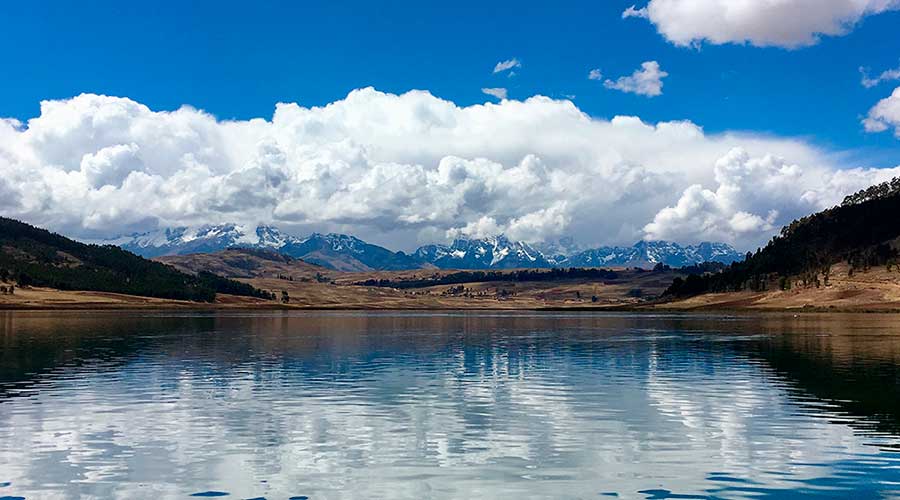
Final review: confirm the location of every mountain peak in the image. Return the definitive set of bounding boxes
[426,235,549,269]
[111,223,300,258]
[308,233,369,253]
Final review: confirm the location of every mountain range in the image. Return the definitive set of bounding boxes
[106,223,744,271]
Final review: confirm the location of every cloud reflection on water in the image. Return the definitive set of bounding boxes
[1,312,900,499]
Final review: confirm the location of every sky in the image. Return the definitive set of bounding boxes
[1,0,900,251]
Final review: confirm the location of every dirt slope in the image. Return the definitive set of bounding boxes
[660,263,900,311]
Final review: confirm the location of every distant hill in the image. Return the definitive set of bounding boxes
[107,223,742,271]
[0,217,273,302]
[665,177,900,297]
[157,248,330,280]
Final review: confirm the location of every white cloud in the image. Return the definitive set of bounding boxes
[505,202,570,242]
[625,0,900,49]
[447,200,571,243]
[622,5,649,19]
[863,86,900,136]
[80,143,143,188]
[588,69,603,81]
[603,61,668,97]
[493,58,521,74]
[481,87,508,100]
[860,64,900,88]
[0,89,896,251]
[446,215,501,240]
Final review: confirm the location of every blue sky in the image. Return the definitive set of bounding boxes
[3,0,899,161]
[1,1,900,250]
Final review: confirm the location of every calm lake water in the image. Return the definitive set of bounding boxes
[2,312,900,499]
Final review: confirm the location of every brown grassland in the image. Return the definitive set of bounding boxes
[657,262,900,312]
[0,262,678,310]
[4,253,900,312]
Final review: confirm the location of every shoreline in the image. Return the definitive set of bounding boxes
[3,302,900,314]
[5,269,900,313]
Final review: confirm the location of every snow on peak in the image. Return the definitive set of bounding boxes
[105,223,742,270]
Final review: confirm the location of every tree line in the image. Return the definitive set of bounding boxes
[355,267,621,289]
[665,177,900,297]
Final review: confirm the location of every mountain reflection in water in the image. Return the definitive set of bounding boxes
[1,311,900,499]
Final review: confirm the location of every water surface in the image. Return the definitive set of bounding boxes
[2,311,900,499]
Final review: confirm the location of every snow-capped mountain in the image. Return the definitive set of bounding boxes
[533,236,584,266]
[413,237,741,270]
[413,235,551,269]
[109,223,743,271]
[110,224,421,271]
[280,233,421,272]
[115,223,303,258]
[562,241,743,268]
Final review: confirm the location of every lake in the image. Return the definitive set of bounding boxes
[2,311,900,499]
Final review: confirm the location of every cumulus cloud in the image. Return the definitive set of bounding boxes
[624,0,900,49]
[493,58,521,74]
[0,89,896,251]
[860,64,900,88]
[645,149,799,244]
[863,86,900,136]
[645,148,900,245]
[603,61,668,97]
[588,69,603,81]
[80,143,143,188]
[446,215,501,240]
[505,202,570,242]
[481,87,508,100]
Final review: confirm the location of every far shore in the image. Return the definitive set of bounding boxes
[3,287,900,314]
[4,261,900,313]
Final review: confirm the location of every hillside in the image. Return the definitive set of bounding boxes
[664,177,900,299]
[157,248,330,280]
[238,266,687,309]
[0,218,273,303]
[658,262,900,311]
